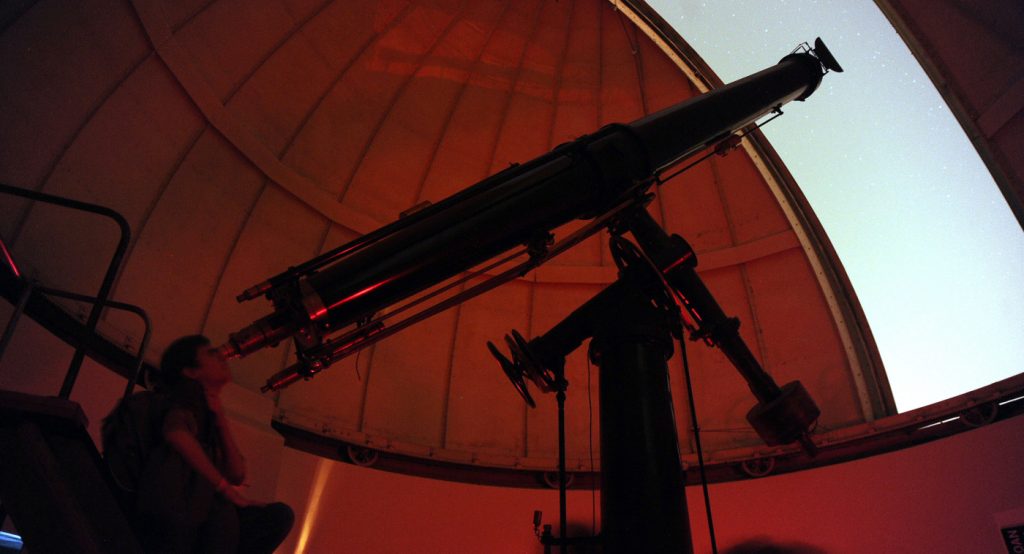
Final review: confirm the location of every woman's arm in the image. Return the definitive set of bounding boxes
[164,409,255,507]
[204,393,247,485]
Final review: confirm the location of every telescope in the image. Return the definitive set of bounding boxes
[222,38,842,553]
[220,39,843,409]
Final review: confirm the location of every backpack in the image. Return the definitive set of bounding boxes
[101,390,168,494]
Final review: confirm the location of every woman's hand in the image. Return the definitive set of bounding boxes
[218,480,265,508]
[204,388,224,414]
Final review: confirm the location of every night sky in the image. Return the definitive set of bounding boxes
[649,0,1024,411]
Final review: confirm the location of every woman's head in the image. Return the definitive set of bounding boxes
[156,335,230,390]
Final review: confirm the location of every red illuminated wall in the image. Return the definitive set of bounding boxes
[271,415,1024,553]
[2,310,1022,553]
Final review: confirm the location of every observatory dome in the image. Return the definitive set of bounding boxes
[2,0,895,482]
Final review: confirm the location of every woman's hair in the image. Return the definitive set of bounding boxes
[153,334,210,390]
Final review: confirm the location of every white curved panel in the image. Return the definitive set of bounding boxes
[0,0,891,473]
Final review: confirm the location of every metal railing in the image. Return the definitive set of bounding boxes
[0,182,146,398]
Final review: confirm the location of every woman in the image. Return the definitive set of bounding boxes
[134,335,293,553]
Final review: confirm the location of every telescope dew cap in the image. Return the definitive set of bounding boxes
[814,37,844,73]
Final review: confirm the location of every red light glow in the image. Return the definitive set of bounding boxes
[326,277,397,314]
[1,239,19,278]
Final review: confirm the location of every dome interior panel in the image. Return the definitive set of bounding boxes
[488,80,554,173]
[697,265,765,350]
[0,0,149,200]
[444,279,532,456]
[317,222,363,258]
[547,220,606,269]
[0,0,898,479]
[224,29,339,157]
[686,265,775,451]
[474,0,540,85]
[741,249,864,427]
[416,81,508,203]
[480,4,566,172]
[46,57,205,231]
[908,0,1024,111]
[110,131,265,340]
[406,3,517,202]
[158,0,217,32]
[550,2,601,147]
[597,5,647,125]
[415,1,536,202]
[360,307,459,448]
[75,57,207,207]
[524,281,604,459]
[13,207,115,296]
[287,4,454,203]
[276,352,371,436]
[0,303,75,395]
[744,249,847,377]
[280,0,331,24]
[657,164,735,254]
[521,0,574,84]
[172,0,298,104]
[9,56,203,310]
[298,0,406,75]
[998,115,1023,183]
[665,345,696,455]
[223,338,299,396]
[633,28,694,115]
[712,154,792,245]
[560,337,603,461]
[201,186,330,390]
[342,4,504,220]
[0,197,28,246]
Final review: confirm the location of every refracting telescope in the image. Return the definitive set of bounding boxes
[220,39,842,455]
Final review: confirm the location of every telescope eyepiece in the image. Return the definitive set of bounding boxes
[813,37,844,73]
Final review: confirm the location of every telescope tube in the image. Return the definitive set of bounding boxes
[222,45,830,361]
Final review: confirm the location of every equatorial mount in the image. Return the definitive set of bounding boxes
[487,330,552,409]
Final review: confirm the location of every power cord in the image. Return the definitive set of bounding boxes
[677,318,719,553]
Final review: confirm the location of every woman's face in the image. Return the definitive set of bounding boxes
[185,344,232,387]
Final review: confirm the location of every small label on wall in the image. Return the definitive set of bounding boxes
[1003,525,1024,554]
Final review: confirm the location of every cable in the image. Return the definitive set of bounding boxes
[678,327,718,553]
[354,348,362,381]
[610,233,718,550]
[655,109,785,187]
[586,355,597,535]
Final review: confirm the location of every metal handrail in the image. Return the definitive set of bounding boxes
[0,183,131,398]
[30,286,150,401]
[0,279,31,365]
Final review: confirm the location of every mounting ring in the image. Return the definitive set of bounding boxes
[740,456,776,478]
[542,471,575,489]
[347,445,380,467]
[959,402,998,428]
